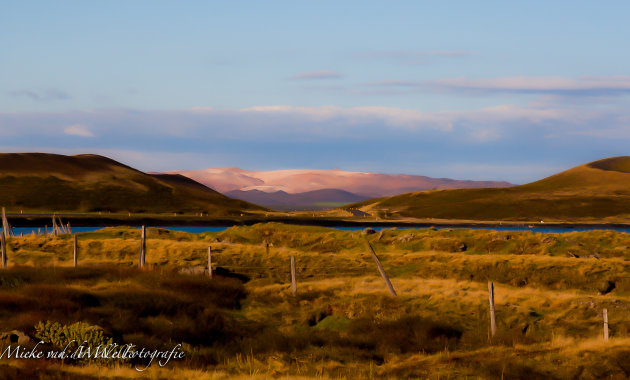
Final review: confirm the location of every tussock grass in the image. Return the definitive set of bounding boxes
[0,223,629,378]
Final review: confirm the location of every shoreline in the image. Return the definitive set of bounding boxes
[6,214,630,230]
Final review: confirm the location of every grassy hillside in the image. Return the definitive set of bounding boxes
[350,157,630,222]
[0,153,265,215]
[0,223,629,378]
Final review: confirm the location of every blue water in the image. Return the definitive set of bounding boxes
[10,226,229,235]
[9,225,630,235]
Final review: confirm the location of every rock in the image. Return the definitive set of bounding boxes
[396,234,415,243]
[0,330,33,345]
[361,228,376,235]
[497,234,511,241]
[599,280,616,295]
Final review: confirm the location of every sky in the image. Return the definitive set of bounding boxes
[1,1,629,184]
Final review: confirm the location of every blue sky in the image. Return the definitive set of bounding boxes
[1,1,629,183]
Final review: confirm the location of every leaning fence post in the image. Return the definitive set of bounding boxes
[208,247,213,278]
[139,225,146,268]
[52,215,58,236]
[364,240,397,297]
[73,234,78,268]
[603,308,609,341]
[2,207,13,237]
[1,230,6,268]
[290,256,297,295]
[58,216,67,234]
[489,281,497,337]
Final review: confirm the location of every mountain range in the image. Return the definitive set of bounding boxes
[169,167,513,210]
[0,153,627,221]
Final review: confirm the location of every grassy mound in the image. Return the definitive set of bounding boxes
[351,156,630,221]
[0,153,264,214]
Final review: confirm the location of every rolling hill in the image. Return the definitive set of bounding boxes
[350,157,630,221]
[0,153,264,215]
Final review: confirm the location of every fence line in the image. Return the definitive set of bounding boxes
[0,219,617,342]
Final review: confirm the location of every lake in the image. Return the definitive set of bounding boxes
[9,225,630,235]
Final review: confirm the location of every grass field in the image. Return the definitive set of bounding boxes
[0,223,629,379]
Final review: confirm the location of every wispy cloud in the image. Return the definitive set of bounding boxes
[0,103,619,142]
[367,76,630,96]
[64,124,95,137]
[290,70,343,80]
[8,88,71,101]
[0,104,627,183]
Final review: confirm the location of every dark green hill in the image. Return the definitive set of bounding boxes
[0,153,265,215]
[349,157,630,221]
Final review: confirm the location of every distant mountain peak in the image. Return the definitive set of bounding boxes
[169,167,512,197]
[166,167,513,210]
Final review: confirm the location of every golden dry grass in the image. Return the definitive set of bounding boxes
[1,223,629,378]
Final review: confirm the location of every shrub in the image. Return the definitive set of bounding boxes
[34,320,114,364]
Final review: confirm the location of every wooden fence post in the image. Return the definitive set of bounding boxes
[290,256,297,295]
[1,230,6,269]
[139,225,146,268]
[67,222,72,234]
[488,281,497,337]
[364,240,397,297]
[208,247,213,278]
[73,234,78,268]
[1,207,6,237]
[52,215,58,237]
[603,308,609,341]
[59,216,67,234]
[45,225,48,235]
[2,207,13,237]
[263,239,270,255]
[54,215,66,234]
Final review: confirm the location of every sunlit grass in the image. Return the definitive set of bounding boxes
[1,223,629,378]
